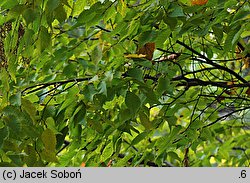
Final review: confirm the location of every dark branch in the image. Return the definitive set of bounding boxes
[117,153,174,167]
[203,106,250,128]
[172,76,250,88]
[199,94,250,102]
[176,40,248,84]
[95,25,111,32]
[22,77,92,95]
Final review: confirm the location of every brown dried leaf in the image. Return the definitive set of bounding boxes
[246,87,250,96]
[138,42,155,60]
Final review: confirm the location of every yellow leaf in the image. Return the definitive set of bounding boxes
[117,0,127,17]
[124,54,146,59]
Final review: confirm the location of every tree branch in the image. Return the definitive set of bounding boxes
[176,40,248,84]
[203,106,250,128]
[172,76,250,88]
[22,77,92,95]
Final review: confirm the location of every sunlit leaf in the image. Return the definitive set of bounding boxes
[131,132,148,146]
[101,142,113,162]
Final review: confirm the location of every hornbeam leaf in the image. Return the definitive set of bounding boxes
[0,127,8,148]
[37,26,51,53]
[41,128,56,152]
[131,132,148,146]
[125,91,141,114]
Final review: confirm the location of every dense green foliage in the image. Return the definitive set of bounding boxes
[0,0,250,167]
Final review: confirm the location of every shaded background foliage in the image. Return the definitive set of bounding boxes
[0,0,249,167]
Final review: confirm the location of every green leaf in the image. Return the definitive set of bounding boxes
[115,153,134,167]
[117,0,127,17]
[22,29,35,47]
[9,92,21,106]
[165,116,177,127]
[135,60,153,68]
[23,93,39,103]
[75,2,105,29]
[0,68,10,106]
[59,146,78,166]
[224,26,242,52]
[22,8,38,25]
[168,151,181,162]
[104,5,116,22]
[37,26,51,53]
[119,108,131,123]
[54,4,67,23]
[0,0,18,9]
[170,125,182,139]
[138,30,157,46]
[200,128,213,141]
[101,142,113,162]
[41,149,58,163]
[0,0,249,167]
[45,117,58,133]
[110,22,127,36]
[24,145,38,167]
[231,10,250,25]
[56,126,69,150]
[119,19,140,41]
[169,4,185,17]
[43,105,56,119]
[212,24,223,43]
[46,0,60,12]
[224,0,238,9]
[2,106,23,138]
[6,4,26,21]
[127,68,143,81]
[189,119,203,129]
[0,127,8,148]
[115,138,122,154]
[91,45,103,65]
[73,101,86,126]
[138,86,159,104]
[88,119,103,133]
[7,54,17,82]
[155,29,171,47]
[131,132,148,146]
[139,111,152,130]
[8,155,24,166]
[125,91,141,114]
[58,94,77,114]
[163,16,177,30]
[62,63,77,77]
[41,128,56,151]
[156,76,169,95]
[77,9,96,26]
[98,81,107,96]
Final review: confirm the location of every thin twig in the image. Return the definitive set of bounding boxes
[176,40,248,84]
[22,77,91,95]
